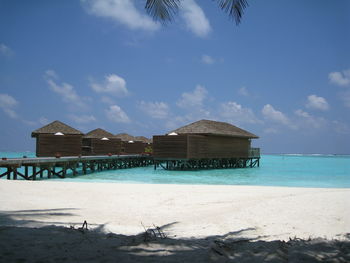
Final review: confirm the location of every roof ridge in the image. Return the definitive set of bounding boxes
[84,128,114,138]
[31,120,83,137]
[169,119,258,138]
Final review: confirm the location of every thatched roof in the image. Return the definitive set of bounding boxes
[115,133,136,142]
[84,128,115,139]
[31,120,83,137]
[169,119,258,139]
[134,136,152,143]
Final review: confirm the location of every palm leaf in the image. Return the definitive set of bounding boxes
[215,0,249,25]
[145,0,181,23]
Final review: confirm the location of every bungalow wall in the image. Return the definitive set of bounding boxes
[153,135,188,159]
[121,141,147,154]
[35,134,82,157]
[188,135,250,158]
[153,134,251,159]
[82,138,121,155]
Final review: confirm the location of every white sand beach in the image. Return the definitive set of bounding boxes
[0,181,349,262]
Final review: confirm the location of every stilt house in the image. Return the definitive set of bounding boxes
[153,120,260,170]
[115,133,148,154]
[31,120,83,157]
[135,136,153,154]
[82,128,121,155]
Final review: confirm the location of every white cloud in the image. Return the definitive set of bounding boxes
[294,109,327,129]
[220,101,260,125]
[47,79,87,110]
[22,117,50,127]
[294,109,310,118]
[91,74,128,97]
[329,69,350,86]
[333,120,350,134]
[263,127,278,134]
[238,87,249,96]
[100,96,115,105]
[3,109,18,119]
[39,117,49,125]
[306,94,329,111]
[68,114,96,124]
[0,43,13,56]
[139,101,169,119]
[262,104,291,127]
[180,0,211,37]
[340,89,350,108]
[105,105,130,123]
[0,93,18,119]
[45,69,58,79]
[0,93,17,108]
[201,54,214,65]
[45,70,88,110]
[177,85,207,108]
[81,0,159,31]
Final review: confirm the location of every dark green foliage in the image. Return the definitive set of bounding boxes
[145,0,181,23]
[215,0,249,25]
[144,0,249,25]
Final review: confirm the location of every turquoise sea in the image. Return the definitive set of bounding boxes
[0,152,349,188]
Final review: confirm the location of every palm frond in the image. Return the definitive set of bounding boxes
[145,0,181,23]
[215,0,249,25]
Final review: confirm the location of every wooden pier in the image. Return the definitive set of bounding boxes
[0,155,153,180]
[154,157,260,170]
[154,148,260,171]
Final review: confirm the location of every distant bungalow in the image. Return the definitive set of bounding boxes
[31,120,83,157]
[82,128,121,156]
[153,119,260,170]
[115,133,150,154]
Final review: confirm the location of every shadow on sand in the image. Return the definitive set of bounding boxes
[0,209,349,262]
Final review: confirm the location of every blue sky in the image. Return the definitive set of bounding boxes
[0,0,349,154]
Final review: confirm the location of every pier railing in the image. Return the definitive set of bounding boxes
[0,154,153,180]
[248,148,260,158]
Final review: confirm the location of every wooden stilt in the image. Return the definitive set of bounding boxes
[7,167,11,180]
[83,162,87,174]
[13,168,17,180]
[32,166,37,180]
[47,167,52,178]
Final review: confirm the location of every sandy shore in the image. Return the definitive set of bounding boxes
[0,181,349,262]
[0,180,349,240]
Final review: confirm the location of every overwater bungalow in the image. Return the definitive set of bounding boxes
[153,119,260,170]
[134,136,153,154]
[115,133,149,154]
[134,136,152,144]
[31,120,83,157]
[82,128,121,156]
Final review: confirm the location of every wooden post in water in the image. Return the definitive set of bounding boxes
[13,168,17,180]
[83,162,87,174]
[7,167,11,180]
[47,166,52,178]
[62,164,66,178]
[73,162,77,176]
[32,166,37,180]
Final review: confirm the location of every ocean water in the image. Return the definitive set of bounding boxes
[0,152,349,188]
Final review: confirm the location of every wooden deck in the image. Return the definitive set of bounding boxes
[0,154,153,180]
[154,148,261,171]
[154,157,260,170]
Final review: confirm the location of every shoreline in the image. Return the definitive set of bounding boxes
[35,179,350,189]
[1,180,349,241]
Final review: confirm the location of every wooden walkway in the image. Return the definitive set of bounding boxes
[154,157,260,170]
[153,147,261,170]
[0,155,153,180]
